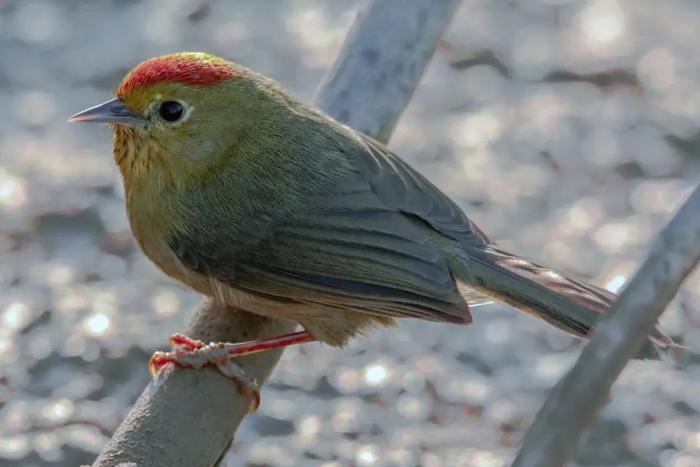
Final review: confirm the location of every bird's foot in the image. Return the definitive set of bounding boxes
[149,334,261,413]
[148,330,316,413]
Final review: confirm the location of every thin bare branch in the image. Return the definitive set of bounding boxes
[316,0,461,140]
[512,184,700,467]
[92,1,462,465]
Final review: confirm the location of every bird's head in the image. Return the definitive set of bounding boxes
[70,52,282,187]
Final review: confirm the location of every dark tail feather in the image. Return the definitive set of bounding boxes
[457,245,672,359]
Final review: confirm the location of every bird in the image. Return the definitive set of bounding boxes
[69,52,668,404]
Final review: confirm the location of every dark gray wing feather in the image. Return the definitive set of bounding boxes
[349,133,489,246]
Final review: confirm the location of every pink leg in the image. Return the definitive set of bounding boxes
[148,331,316,412]
[217,330,316,356]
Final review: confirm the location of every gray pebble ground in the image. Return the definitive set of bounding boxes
[1,1,699,466]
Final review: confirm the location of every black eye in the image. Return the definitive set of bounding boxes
[158,101,184,122]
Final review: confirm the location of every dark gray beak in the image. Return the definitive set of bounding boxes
[68,98,145,126]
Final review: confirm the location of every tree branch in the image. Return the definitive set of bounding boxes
[512,184,700,467]
[92,1,461,465]
[316,0,461,139]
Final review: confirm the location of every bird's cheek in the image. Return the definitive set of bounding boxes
[188,139,220,161]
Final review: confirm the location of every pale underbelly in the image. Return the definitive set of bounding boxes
[149,247,310,320]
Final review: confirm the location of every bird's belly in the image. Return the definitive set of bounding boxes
[127,211,312,321]
[177,269,312,323]
[136,232,390,345]
[139,238,306,319]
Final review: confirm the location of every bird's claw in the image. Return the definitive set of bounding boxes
[169,333,204,351]
[148,333,261,413]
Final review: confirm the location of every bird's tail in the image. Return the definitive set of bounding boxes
[454,245,672,358]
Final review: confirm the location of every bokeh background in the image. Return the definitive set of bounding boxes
[1,0,699,466]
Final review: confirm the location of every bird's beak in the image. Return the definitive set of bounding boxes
[68,98,145,126]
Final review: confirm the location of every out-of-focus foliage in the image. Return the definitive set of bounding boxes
[0,1,699,466]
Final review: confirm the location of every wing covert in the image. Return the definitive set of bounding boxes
[347,133,490,246]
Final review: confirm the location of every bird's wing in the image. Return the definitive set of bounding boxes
[171,184,471,324]
[348,133,490,246]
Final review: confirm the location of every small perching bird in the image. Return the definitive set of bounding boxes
[70,52,669,406]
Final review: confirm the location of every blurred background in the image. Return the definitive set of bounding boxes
[1,0,699,465]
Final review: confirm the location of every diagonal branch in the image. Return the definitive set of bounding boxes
[512,184,700,467]
[92,1,462,466]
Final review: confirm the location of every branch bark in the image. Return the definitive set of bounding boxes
[92,1,461,465]
[316,0,461,140]
[512,184,700,467]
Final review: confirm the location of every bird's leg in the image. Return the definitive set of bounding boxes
[148,331,316,412]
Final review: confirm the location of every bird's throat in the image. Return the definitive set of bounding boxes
[113,126,190,278]
[113,127,157,183]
